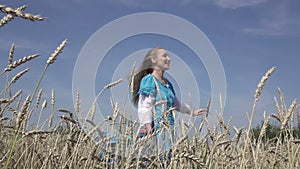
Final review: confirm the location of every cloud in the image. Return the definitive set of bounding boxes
[212,0,268,9]
[241,1,300,36]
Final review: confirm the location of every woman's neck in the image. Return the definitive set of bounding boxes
[152,69,165,83]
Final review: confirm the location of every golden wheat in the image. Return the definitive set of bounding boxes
[0,4,44,22]
[103,78,123,90]
[15,95,30,132]
[35,88,43,108]
[280,99,297,131]
[4,54,39,72]
[48,90,55,128]
[9,68,29,84]
[298,106,300,129]
[0,14,14,27]
[75,90,80,115]
[1,4,300,168]
[254,66,276,102]
[41,100,47,109]
[258,112,270,141]
[47,39,68,65]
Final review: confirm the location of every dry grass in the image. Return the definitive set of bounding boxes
[1,3,300,169]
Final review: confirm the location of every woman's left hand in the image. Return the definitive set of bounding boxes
[192,109,207,116]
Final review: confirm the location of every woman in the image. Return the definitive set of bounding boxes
[132,47,207,158]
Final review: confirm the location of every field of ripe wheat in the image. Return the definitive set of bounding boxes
[1,4,299,169]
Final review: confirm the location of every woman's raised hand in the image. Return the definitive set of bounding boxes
[192,108,207,116]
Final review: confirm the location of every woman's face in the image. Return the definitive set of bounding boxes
[152,48,171,71]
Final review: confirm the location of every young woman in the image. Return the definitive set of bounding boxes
[132,47,207,158]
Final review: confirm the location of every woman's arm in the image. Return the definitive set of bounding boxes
[174,97,191,114]
[175,97,207,116]
[138,94,155,133]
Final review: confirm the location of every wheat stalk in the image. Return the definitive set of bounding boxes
[41,100,47,109]
[297,105,300,129]
[0,98,10,104]
[0,6,16,14]
[0,4,6,11]
[51,89,55,111]
[103,78,123,90]
[0,14,14,28]
[258,112,270,142]
[15,95,30,132]
[15,5,27,12]
[57,109,74,118]
[255,67,276,102]
[173,151,202,164]
[75,90,80,115]
[0,90,22,104]
[35,88,43,108]
[3,54,39,72]
[85,79,124,127]
[233,125,244,144]
[58,115,77,124]
[241,66,276,169]
[28,39,67,115]
[271,114,281,122]
[36,100,47,129]
[280,99,297,131]
[88,101,96,122]
[82,121,105,142]
[128,61,136,85]
[129,61,136,95]
[10,90,22,103]
[23,130,54,137]
[8,44,15,66]
[48,90,55,128]
[9,68,29,85]
[274,96,283,120]
[277,87,286,119]
[47,39,68,65]
[0,4,44,21]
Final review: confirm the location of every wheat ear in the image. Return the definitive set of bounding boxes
[297,105,300,129]
[280,99,297,131]
[35,88,43,108]
[23,130,54,137]
[241,66,276,169]
[103,78,123,90]
[258,112,270,142]
[9,68,29,84]
[15,5,27,12]
[47,39,68,65]
[88,101,96,122]
[255,67,276,102]
[8,44,15,66]
[0,5,44,21]
[48,89,55,128]
[129,61,136,94]
[0,14,14,28]
[4,54,39,72]
[15,95,30,132]
[75,90,80,115]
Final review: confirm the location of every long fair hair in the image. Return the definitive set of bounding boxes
[132,47,162,106]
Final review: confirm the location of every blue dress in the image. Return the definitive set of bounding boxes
[138,74,176,157]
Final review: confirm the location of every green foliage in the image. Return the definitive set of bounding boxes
[252,121,300,142]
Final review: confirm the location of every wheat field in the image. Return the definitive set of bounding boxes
[1,4,299,169]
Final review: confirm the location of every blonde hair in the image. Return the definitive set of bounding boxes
[132,47,163,106]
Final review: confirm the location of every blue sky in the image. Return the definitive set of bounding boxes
[0,0,299,129]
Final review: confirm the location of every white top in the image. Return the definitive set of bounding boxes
[137,94,191,125]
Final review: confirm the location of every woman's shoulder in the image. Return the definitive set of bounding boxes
[139,74,156,95]
[140,74,155,84]
[141,74,153,80]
